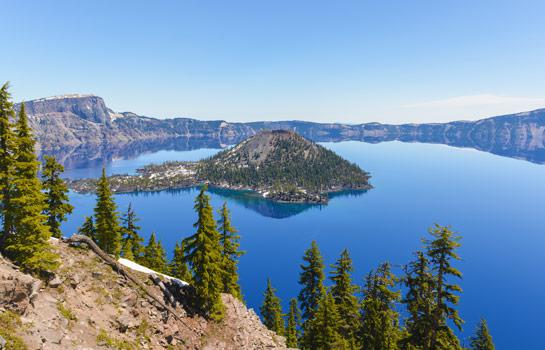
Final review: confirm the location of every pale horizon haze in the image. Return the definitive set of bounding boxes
[3,0,545,124]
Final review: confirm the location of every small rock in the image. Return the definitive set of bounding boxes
[92,271,102,279]
[0,335,6,349]
[69,274,81,288]
[48,276,63,288]
[117,313,140,332]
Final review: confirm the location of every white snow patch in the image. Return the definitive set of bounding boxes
[118,258,189,287]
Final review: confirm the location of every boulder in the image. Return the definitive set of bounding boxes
[0,264,37,314]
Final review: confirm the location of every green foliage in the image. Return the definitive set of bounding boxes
[0,82,16,248]
[57,300,77,321]
[0,310,28,350]
[298,240,325,320]
[304,291,346,350]
[41,155,73,238]
[170,240,192,283]
[94,168,122,257]
[142,232,167,273]
[182,186,225,321]
[96,328,136,349]
[470,319,494,350]
[285,298,301,348]
[217,202,244,300]
[359,262,401,350]
[260,278,284,336]
[120,203,144,261]
[5,103,59,272]
[329,249,359,347]
[77,216,96,242]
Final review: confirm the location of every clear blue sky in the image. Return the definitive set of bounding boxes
[3,0,545,123]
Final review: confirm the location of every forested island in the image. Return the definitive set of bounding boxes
[68,130,372,204]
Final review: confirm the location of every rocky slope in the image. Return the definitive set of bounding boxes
[17,94,545,164]
[0,239,292,349]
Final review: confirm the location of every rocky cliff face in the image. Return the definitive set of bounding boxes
[0,239,292,349]
[17,95,545,163]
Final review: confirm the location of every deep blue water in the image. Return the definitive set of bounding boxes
[61,141,545,350]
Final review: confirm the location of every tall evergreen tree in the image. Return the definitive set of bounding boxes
[298,240,325,320]
[329,249,359,347]
[0,82,16,249]
[182,186,225,321]
[470,319,494,350]
[170,240,192,282]
[41,156,73,238]
[120,203,144,261]
[285,298,301,348]
[305,291,345,350]
[425,225,463,350]
[217,202,244,299]
[142,232,167,273]
[359,262,401,350]
[5,103,59,271]
[77,216,96,242]
[260,278,284,336]
[94,168,122,257]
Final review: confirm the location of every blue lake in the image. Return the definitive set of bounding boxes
[61,141,545,350]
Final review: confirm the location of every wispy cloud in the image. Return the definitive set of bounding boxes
[404,94,545,109]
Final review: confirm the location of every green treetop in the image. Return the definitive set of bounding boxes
[298,240,325,321]
[305,291,345,350]
[94,168,122,257]
[260,278,284,336]
[170,240,192,283]
[285,297,301,348]
[329,249,359,347]
[77,216,96,242]
[359,262,401,350]
[470,319,494,350]
[217,202,244,300]
[0,82,16,249]
[142,232,167,273]
[41,156,73,238]
[121,203,144,261]
[5,103,59,271]
[182,186,225,321]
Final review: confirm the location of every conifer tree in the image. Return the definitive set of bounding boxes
[425,224,463,350]
[260,278,284,336]
[122,239,134,260]
[330,249,359,347]
[285,297,301,348]
[41,156,73,238]
[77,216,96,242]
[120,203,144,261]
[298,240,325,320]
[470,319,494,350]
[143,232,167,273]
[5,103,59,271]
[94,168,122,257]
[182,186,225,320]
[359,262,401,350]
[170,240,192,283]
[0,82,15,249]
[217,202,244,300]
[305,291,345,350]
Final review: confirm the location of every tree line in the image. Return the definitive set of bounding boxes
[260,230,494,350]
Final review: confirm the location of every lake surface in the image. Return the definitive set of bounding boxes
[60,141,545,350]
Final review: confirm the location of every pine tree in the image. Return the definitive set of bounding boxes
[329,249,359,347]
[298,240,325,320]
[285,298,301,348]
[170,241,192,283]
[143,232,167,273]
[306,291,345,350]
[359,262,401,350]
[182,186,225,320]
[122,239,134,260]
[402,251,435,349]
[41,156,73,238]
[260,278,284,336]
[120,203,144,261]
[5,103,59,271]
[425,224,464,350]
[0,82,16,249]
[77,216,96,242]
[470,319,494,350]
[94,168,122,257]
[217,202,244,300]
